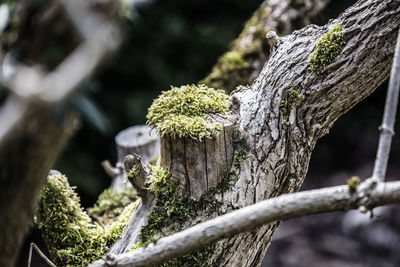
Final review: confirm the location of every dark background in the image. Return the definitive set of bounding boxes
[17,0,400,266]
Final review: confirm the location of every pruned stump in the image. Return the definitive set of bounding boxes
[116,125,159,163]
[160,117,235,199]
[103,125,159,192]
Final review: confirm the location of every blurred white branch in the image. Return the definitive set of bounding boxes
[0,1,122,149]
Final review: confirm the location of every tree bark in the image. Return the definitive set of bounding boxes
[211,0,400,265]
[93,0,400,266]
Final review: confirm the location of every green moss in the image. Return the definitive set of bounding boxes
[278,83,303,120]
[139,165,194,242]
[200,50,251,94]
[146,84,230,141]
[35,174,138,266]
[88,187,137,226]
[126,167,139,179]
[129,165,234,265]
[309,24,345,73]
[160,243,216,267]
[233,150,249,168]
[201,8,269,94]
[347,176,361,191]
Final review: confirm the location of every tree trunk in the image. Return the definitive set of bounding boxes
[100,0,400,266]
[0,107,77,267]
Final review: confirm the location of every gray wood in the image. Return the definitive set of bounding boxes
[109,125,159,191]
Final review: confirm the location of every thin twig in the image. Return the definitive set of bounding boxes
[90,179,400,267]
[27,243,56,267]
[372,29,400,181]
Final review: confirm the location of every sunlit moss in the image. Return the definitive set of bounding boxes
[309,24,345,73]
[35,174,138,266]
[147,84,230,141]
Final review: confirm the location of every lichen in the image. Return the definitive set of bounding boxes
[278,83,303,120]
[129,165,234,265]
[147,84,230,141]
[88,186,137,226]
[233,150,249,169]
[35,174,138,266]
[309,24,345,73]
[347,176,361,191]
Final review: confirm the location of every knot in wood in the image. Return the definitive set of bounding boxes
[266,31,278,51]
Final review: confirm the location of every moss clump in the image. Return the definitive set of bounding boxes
[233,150,249,168]
[35,174,138,266]
[347,176,361,191]
[309,24,345,73]
[139,165,195,242]
[88,186,137,226]
[201,8,269,94]
[129,165,234,265]
[278,84,303,120]
[147,84,230,141]
[200,51,251,92]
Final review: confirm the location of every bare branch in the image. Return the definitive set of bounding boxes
[90,178,400,267]
[27,243,56,267]
[372,29,400,181]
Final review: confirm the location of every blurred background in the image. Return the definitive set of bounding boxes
[12,0,400,266]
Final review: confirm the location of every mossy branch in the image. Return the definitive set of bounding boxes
[34,173,138,266]
[124,154,150,198]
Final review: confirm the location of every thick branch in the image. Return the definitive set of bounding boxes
[90,179,400,267]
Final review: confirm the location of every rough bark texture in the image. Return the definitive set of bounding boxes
[214,0,400,265]
[92,0,400,266]
[0,108,77,267]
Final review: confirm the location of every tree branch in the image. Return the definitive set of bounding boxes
[90,178,400,267]
[372,29,400,181]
